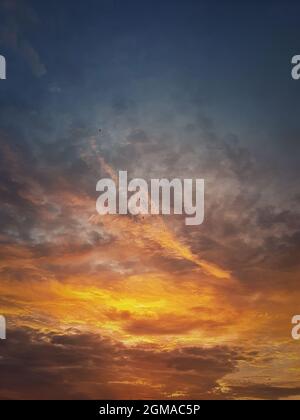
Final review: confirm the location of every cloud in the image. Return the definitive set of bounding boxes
[0,72,299,400]
[229,385,300,400]
[0,327,250,399]
[124,315,228,336]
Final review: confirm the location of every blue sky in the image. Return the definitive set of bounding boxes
[1,0,300,171]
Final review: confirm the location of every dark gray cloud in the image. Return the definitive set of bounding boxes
[230,384,300,400]
[0,327,255,399]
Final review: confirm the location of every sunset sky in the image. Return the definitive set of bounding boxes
[0,0,300,400]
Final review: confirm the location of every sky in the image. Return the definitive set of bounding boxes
[0,0,300,400]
